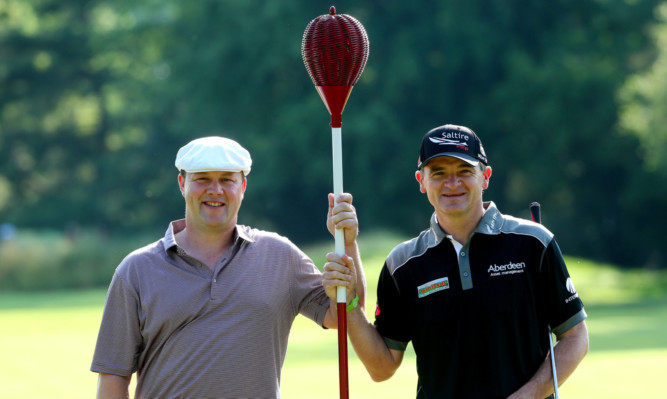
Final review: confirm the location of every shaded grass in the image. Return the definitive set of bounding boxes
[585,300,667,352]
[565,257,667,305]
[0,288,106,310]
[0,231,665,398]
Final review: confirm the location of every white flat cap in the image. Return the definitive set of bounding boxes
[175,136,252,175]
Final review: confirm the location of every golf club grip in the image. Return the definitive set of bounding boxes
[529,202,541,224]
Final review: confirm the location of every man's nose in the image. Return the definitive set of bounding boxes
[443,173,459,188]
[208,181,225,193]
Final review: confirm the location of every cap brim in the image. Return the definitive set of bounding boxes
[418,153,480,169]
[179,167,250,175]
[180,167,241,172]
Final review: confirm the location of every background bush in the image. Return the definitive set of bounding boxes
[0,229,156,291]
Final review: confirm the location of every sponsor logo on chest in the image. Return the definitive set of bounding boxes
[417,277,450,298]
[487,261,526,277]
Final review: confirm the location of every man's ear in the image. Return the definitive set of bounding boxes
[415,170,426,193]
[178,174,186,196]
[482,166,492,190]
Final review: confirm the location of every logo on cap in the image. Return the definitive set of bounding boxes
[428,136,470,152]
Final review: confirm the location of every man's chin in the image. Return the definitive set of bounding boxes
[439,197,467,208]
[198,215,233,228]
[437,201,469,216]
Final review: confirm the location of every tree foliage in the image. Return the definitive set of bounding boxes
[0,0,665,268]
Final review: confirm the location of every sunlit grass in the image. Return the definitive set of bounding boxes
[0,303,102,398]
[559,349,667,398]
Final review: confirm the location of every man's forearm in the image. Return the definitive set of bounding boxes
[346,307,404,382]
[97,373,131,399]
[551,321,589,390]
[510,321,589,398]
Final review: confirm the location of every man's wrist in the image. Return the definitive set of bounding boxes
[344,238,359,247]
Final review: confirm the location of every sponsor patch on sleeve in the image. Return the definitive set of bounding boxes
[417,277,449,298]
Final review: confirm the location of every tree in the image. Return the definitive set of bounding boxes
[617,3,667,268]
[0,0,664,268]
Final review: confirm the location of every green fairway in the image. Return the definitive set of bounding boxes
[0,233,665,398]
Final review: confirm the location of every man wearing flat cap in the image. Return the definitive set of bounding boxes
[323,124,589,398]
[91,136,364,398]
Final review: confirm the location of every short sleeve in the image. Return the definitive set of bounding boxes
[542,238,587,335]
[90,271,143,376]
[373,263,410,351]
[291,244,330,326]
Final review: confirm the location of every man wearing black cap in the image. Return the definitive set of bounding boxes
[92,136,364,399]
[323,124,589,398]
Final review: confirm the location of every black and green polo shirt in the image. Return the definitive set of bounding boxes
[374,202,586,399]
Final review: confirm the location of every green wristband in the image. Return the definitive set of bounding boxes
[346,294,359,312]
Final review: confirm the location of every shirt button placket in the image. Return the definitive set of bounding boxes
[459,249,473,290]
[210,277,217,300]
[211,257,227,300]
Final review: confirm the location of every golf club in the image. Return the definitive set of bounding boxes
[530,201,559,399]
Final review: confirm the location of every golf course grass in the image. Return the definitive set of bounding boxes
[0,232,664,398]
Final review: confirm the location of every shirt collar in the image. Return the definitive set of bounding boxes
[428,201,503,246]
[475,201,503,235]
[235,224,255,243]
[163,219,255,253]
[428,212,448,246]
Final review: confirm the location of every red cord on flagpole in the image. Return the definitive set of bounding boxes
[337,303,349,398]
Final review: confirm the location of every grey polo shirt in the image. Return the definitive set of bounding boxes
[91,220,330,399]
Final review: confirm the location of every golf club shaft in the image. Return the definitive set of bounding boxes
[548,332,559,399]
[530,202,559,399]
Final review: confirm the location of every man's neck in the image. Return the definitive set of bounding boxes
[436,205,485,245]
[175,224,236,268]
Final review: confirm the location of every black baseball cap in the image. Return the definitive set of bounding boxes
[417,124,488,169]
